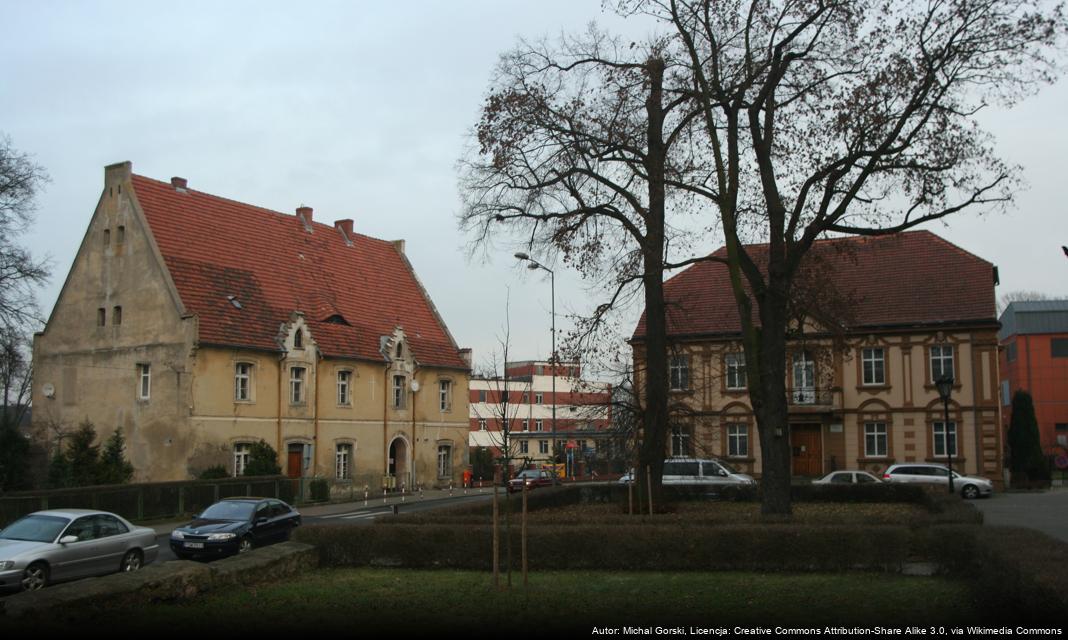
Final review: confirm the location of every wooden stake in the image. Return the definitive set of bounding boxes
[493,468,500,590]
[522,480,528,587]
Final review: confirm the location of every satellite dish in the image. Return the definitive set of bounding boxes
[410,380,421,392]
[42,383,56,399]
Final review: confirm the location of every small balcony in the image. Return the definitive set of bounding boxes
[786,388,837,412]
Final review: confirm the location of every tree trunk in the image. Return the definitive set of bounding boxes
[751,282,792,516]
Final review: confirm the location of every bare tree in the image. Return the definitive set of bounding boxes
[998,290,1053,314]
[618,0,1067,514]
[459,28,710,505]
[0,327,33,489]
[0,134,51,331]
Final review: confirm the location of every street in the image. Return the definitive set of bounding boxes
[972,487,1068,543]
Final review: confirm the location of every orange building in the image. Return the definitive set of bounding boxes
[998,301,1068,452]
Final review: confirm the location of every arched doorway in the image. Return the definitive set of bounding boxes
[388,437,409,490]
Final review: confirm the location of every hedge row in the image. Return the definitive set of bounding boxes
[295,523,914,572]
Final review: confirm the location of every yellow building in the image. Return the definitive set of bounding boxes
[631,232,1003,484]
[33,162,471,490]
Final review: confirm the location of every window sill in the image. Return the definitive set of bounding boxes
[923,384,962,392]
[857,385,891,392]
[857,457,894,464]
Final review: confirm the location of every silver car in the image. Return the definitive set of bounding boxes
[813,470,883,485]
[881,463,994,499]
[0,509,159,591]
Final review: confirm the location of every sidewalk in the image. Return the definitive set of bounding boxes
[144,485,496,535]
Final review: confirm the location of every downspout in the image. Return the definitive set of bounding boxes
[384,365,390,484]
[411,369,418,490]
[313,350,321,477]
[277,352,285,462]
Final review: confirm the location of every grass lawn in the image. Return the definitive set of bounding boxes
[97,569,979,633]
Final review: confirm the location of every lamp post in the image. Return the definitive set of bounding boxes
[515,252,557,471]
[935,374,955,494]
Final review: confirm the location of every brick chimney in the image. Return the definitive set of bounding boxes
[335,219,354,238]
[296,206,313,224]
[459,348,473,369]
[171,177,188,190]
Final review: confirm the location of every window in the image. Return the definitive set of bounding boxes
[727,424,748,458]
[793,351,815,402]
[930,345,954,382]
[117,225,125,243]
[670,355,690,391]
[519,440,529,454]
[335,444,352,480]
[671,427,692,457]
[395,341,403,358]
[725,353,747,389]
[290,367,306,404]
[1052,339,1068,358]
[862,348,885,386]
[478,419,487,431]
[235,363,252,401]
[103,228,110,247]
[535,392,544,404]
[233,443,251,477]
[522,392,529,404]
[97,308,106,326]
[439,380,452,411]
[392,375,406,409]
[112,305,122,325]
[539,440,549,454]
[1005,341,1017,363]
[478,390,486,403]
[535,419,544,432]
[293,329,303,349]
[137,363,151,400]
[437,444,452,478]
[522,420,529,432]
[864,422,888,457]
[932,421,957,457]
[337,370,352,406]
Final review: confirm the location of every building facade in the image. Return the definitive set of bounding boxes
[33,162,471,490]
[631,231,1004,484]
[468,360,613,473]
[998,300,1068,452]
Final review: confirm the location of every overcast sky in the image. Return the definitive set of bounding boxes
[3,1,1066,378]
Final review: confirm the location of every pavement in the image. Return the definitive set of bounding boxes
[972,485,1068,543]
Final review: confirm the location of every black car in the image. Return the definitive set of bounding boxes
[169,497,300,560]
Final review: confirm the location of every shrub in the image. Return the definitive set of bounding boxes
[198,465,229,480]
[244,441,282,477]
[310,478,330,502]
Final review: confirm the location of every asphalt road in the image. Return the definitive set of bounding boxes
[971,486,1068,543]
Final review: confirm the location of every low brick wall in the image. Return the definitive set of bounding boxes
[0,542,317,622]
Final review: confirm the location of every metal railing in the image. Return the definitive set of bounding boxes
[786,388,836,407]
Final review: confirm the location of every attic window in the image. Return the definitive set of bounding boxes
[226,295,243,309]
[395,342,403,358]
[324,314,349,326]
[294,329,304,349]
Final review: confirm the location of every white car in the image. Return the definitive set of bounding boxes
[0,509,159,591]
[882,463,994,499]
[619,458,756,486]
[812,470,883,485]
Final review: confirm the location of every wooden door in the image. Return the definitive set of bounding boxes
[287,449,303,479]
[791,424,823,476]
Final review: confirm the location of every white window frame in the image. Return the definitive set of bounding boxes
[539,440,549,455]
[931,345,954,383]
[392,375,406,409]
[233,442,251,477]
[727,424,748,458]
[671,428,691,457]
[437,444,452,478]
[535,392,544,404]
[519,440,529,455]
[337,370,352,406]
[933,421,957,457]
[864,422,888,457]
[235,363,252,402]
[670,355,690,391]
[289,366,306,405]
[478,419,487,431]
[862,348,886,386]
[522,420,529,432]
[725,353,747,390]
[439,380,451,412]
[335,443,352,480]
[137,363,151,400]
[535,419,543,432]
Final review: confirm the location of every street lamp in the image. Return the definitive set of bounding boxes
[515,252,557,472]
[935,373,955,494]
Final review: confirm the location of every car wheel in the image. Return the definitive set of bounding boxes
[21,562,49,591]
[961,484,980,500]
[121,549,144,572]
[238,536,253,554]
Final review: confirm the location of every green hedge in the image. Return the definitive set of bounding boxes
[970,526,1068,624]
[296,523,912,572]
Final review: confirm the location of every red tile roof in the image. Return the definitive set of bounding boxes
[633,231,997,341]
[132,175,467,369]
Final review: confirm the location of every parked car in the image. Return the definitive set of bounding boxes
[618,458,757,486]
[881,463,994,499]
[812,470,883,485]
[0,509,158,592]
[508,469,558,493]
[170,497,301,560]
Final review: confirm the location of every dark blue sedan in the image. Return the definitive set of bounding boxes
[169,498,300,560]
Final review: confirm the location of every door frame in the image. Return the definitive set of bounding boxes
[790,423,824,476]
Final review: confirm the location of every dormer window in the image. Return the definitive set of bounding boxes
[294,329,304,349]
[395,342,403,359]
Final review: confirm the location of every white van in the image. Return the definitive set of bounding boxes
[619,457,756,486]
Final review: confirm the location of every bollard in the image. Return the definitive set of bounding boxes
[383,488,387,504]
[364,487,369,507]
[449,482,454,496]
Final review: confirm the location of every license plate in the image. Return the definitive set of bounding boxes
[183,542,204,549]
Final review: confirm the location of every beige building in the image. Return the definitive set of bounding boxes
[33,162,471,490]
[631,232,1003,484]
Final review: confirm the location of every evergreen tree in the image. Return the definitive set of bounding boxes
[0,421,30,490]
[1008,390,1048,484]
[243,440,281,476]
[97,427,135,485]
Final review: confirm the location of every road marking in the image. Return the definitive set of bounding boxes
[341,513,380,521]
